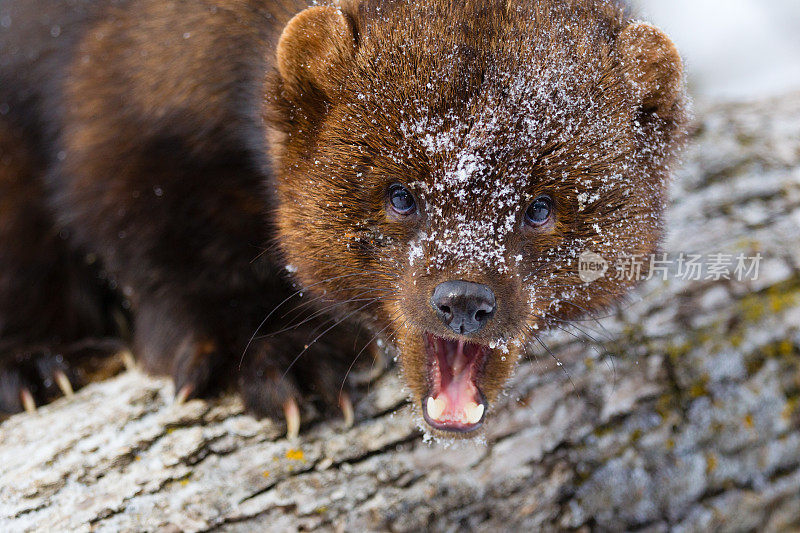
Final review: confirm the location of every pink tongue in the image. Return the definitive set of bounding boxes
[432,340,480,423]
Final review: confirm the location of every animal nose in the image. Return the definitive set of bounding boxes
[430,280,496,335]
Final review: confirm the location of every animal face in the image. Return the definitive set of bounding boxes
[268,0,687,435]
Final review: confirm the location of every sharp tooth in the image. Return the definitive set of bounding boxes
[426,396,446,420]
[465,402,485,425]
[474,403,485,423]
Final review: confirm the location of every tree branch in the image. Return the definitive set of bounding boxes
[2,94,800,531]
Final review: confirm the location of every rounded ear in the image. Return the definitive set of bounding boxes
[617,22,684,117]
[276,6,355,95]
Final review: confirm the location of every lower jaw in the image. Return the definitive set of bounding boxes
[421,389,487,433]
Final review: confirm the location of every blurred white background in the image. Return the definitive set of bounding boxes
[634,0,800,100]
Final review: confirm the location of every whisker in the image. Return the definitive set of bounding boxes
[532,334,580,398]
[550,322,603,355]
[545,298,618,322]
[522,261,554,280]
[370,318,409,396]
[539,282,622,297]
[541,315,617,395]
[545,312,612,343]
[281,299,381,379]
[279,285,397,322]
[267,294,398,338]
[278,286,391,327]
[547,300,616,339]
[339,312,403,398]
[303,296,391,340]
[524,339,544,371]
[239,271,377,369]
[249,246,272,265]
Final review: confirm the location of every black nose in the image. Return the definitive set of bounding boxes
[430,280,496,335]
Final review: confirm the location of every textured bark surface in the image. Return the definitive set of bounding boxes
[2,94,800,532]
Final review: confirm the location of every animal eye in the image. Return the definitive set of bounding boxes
[388,184,417,216]
[524,195,553,226]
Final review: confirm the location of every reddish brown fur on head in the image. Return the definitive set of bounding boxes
[266,0,688,436]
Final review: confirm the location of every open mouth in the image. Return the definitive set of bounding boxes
[422,332,490,433]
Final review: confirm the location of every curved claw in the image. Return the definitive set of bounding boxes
[283,398,300,440]
[54,370,74,397]
[340,392,354,429]
[120,350,136,372]
[20,388,36,413]
[174,384,194,405]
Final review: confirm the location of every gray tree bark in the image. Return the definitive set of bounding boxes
[2,94,800,533]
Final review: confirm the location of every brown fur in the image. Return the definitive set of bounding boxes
[0,0,358,420]
[268,0,687,434]
[0,0,687,435]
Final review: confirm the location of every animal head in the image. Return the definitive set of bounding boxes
[266,0,687,435]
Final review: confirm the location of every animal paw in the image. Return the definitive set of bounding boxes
[166,336,224,405]
[238,330,364,437]
[0,338,129,416]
